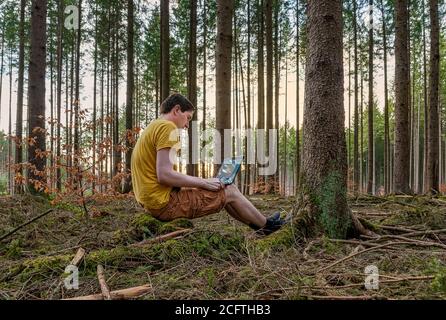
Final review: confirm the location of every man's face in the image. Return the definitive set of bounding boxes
[172,105,193,129]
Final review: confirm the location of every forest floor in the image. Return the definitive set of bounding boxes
[0,192,445,300]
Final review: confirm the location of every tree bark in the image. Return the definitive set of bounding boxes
[299,0,353,239]
[394,0,411,194]
[426,0,440,194]
[27,0,47,194]
[367,0,374,194]
[56,0,63,192]
[187,0,198,177]
[15,0,26,194]
[295,0,300,195]
[380,0,390,195]
[123,0,134,193]
[215,0,233,170]
[160,0,170,101]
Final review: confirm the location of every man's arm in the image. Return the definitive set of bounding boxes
[156,148,222,191]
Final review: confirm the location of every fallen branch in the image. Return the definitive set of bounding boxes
[317,241,415,273]
[304,276,435,290]
[70,248,86,267]
[63,284,152,300]
[301,294,384,300]
[97,265,111,300]
[130,229,192,248]
[363,234,446,249]
[0,209,54,242]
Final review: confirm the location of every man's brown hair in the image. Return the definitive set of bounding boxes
[160,93,195,114]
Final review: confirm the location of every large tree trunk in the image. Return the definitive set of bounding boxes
[123,0,134,193]
[15,0,26,194]
[427,0,440,194]
[160,0,170,101]
[27,0,47,194]
[215,0,233,170]
[394,0,411,194]
[187,0,198,177]
[298,0,354,239]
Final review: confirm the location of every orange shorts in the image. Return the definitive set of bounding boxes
[146,187,227,222]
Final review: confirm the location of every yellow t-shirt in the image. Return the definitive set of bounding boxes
[131,119,180,209]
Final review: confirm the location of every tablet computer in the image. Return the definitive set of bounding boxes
[216,156,243,185]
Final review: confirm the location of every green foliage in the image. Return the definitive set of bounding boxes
[5,239,23,259]
[427,259,446,294]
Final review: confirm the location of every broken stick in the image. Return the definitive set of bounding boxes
[70,247,86,267]
[130,229,192,248]
[64,284,152,300]
[97,265,111,300]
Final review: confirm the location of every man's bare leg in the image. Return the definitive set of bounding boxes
[224,185,267,228]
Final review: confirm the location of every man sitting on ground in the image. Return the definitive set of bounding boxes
[131,93,285,235]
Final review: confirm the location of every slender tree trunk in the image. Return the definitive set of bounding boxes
[256,0,265,192]
[15,0,26,194]
[380,0,390,194]
[73,0,82,191]
[56,0,63,192]
[0,23,4,125]
[27,0,47,194]
[92,4,98,194]
[160,0,170,101]
[353,0,359,193]
[8,49,13,194]
[246,0,252,193]
[187,0,198,176]
[265,0,274,192]
[367,0,374,194]
[274,0,280,194]
[422,0,428,193]
[394,0,411,194]
[113,6,121,190]
[295,0,301,196]
[49,25,54,192]
[201,0,207,178]
[427,0,440,193]
[123,0,134,193]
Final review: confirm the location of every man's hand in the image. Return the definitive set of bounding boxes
[201,178,225,191]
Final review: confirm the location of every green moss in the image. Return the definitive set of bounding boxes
[111,229,132,245]
[426,259,446,294]
[159,218,193,234]
[254,225,296,253]
[314,171,351,239]
[198,267,217,288]
[131,213,163,236]
[4,239,23,259]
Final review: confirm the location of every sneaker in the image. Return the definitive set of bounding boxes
[268,212,281,221]
[252,215,288,236]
